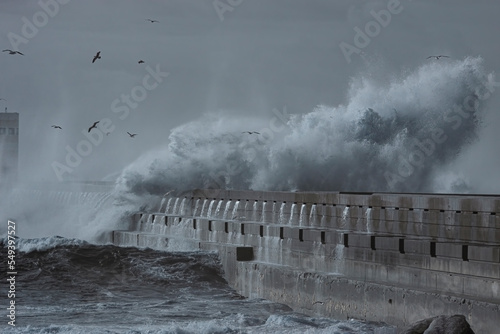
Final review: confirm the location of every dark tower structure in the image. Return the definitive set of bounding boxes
[0,112,19,188]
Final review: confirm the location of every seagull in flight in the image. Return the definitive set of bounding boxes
[146,19,159,23]
[51,125,62,129]
[127,132,137,138]
[92,51,101,63]
[88,121,100,132]
[0,98,6,101]
[138,60,145,64]
[3,49,24,55]
[427,55,450,60]
[242,131,260,135]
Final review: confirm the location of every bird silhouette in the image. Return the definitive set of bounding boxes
[88,121,100,132]
[127,132,137,138]
[0,98,6,101]
[51,125,62,129]
[2,49,24,55]
[146,19,159,23]
[92,51,101,63]
[242,131,260,135]
[427,55,450,60]
[138,60,145,64]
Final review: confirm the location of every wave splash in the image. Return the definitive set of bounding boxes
[117,56,496,195]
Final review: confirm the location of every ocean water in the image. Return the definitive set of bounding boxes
[0,236,396,334]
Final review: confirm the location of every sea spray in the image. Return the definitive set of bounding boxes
[116,57,496,195]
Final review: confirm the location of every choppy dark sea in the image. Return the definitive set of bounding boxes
[0,236,396,334]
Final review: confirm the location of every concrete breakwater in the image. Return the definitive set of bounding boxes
[111,190,500,332]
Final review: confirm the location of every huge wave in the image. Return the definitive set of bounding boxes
[116,56,498,196]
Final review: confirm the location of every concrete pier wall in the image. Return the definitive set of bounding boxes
[111,190,500,333]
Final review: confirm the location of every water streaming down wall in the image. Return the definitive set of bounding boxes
[113,190,500,333]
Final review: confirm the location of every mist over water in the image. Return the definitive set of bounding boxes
[117,57,498,196]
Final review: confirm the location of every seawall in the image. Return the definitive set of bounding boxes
[111,190,500,333]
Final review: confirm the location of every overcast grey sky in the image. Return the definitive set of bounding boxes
[1,0,499,192]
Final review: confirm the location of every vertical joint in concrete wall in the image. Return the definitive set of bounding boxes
[151,214,155,223]
[280,227,284,240]
[209,220,212,231]
[370,235,376,250]
[225,222,229,233]
[430,241,436,257]
[259,225,264,237]
[399,238,405,254]
[343,233,349,247]
[193,219,197,229]
[299,229,303,242]
[462,245,469,261]
[241,223,245,235]
[179,217,182,223]
[321,231,325,244]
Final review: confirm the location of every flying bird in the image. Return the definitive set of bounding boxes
[88,121,100,132]
[146,19,159,23]
[242,131,260,135]
[138,60,145,64]
[427,55,450,60]
[127,132,137,138]
[0,98,6,101]
[2,49,24,55]
[51,125,62,129]
[92,51,101,63]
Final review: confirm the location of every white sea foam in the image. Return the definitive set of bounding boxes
[116,57,497,196]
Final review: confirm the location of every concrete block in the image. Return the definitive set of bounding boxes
[461,260,500,279]
[429,257,463,274]
[291,239,316,254]
[348,234,372,248]
[376,236,403,252]
[435,242,465,259]
[462,276,500,301]
[436,272,464,295]
[302,229,321,242]
[468,245,500,263]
